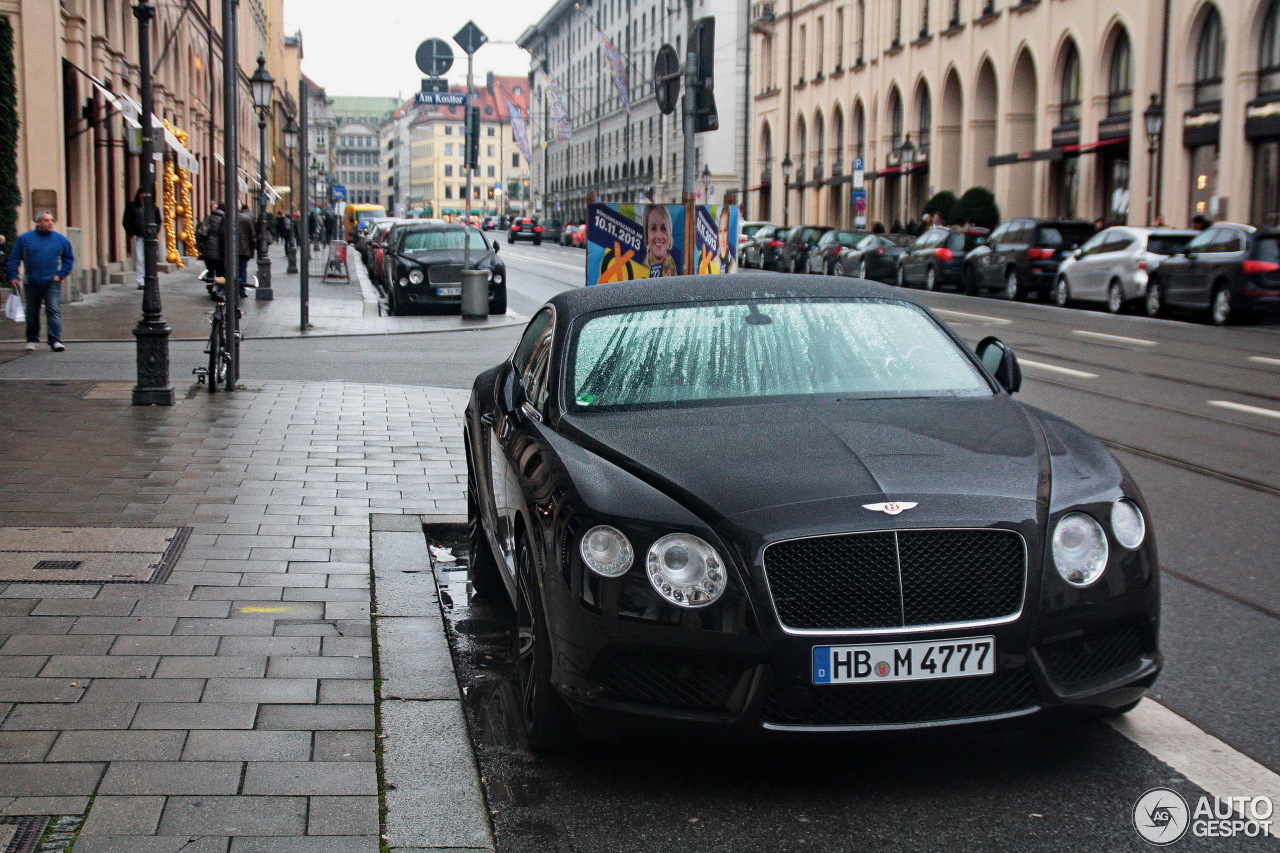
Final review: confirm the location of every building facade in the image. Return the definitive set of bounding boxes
[750,0,1280,231]
[518,0,751,223]
[0,0,299,297]
[329,96,396,207]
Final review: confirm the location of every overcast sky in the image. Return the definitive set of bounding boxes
[282,0,542,99]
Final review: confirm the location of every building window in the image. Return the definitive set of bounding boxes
[797,25,806,82]
[445,126,453,135]
[487,145,496,157]
[1261,0,1280,95]
[815,17,825,76]
[445,164,453,177]
[1195,7,1224,106]
[856,0,866,63]
[920,0,929,38]
[917,90,931,151]
[1060,42,1081,124]
[1107,30,1132,116]
[892,0,902,47]
[446,186,453,199]
[487,126,496,136]
[487,165,495,178]
[835,8,845,69]
[889,91,903,148]
[512,153,520,168]
[444,143,453,156]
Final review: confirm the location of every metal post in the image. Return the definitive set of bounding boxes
[299,79,310,330]
[682,0,697,274]
[285,131,298,274]
[255,108,274,299]
[130,0,174,406]
[221,0,239,390]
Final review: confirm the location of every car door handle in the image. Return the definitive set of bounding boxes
[480,412,495,427]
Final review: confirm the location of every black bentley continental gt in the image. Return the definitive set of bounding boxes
[384,222,507,315]
[464,275,1161,748]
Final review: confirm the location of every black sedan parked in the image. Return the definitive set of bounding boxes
[1147,223,1280,324]
[805,229,869,275]
[740,225,792,270]
[465,275,1161,748]
[834,233,916,282]
[897,227,990,291]
[776,225,834,273]
[383,222,506,315]
[965,219,1096,300]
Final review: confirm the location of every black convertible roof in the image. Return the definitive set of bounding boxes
[548,273,924,318]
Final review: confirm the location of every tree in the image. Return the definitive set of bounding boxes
[951,187,1000,230]
[922,191,957,224]
[0,16,21,251]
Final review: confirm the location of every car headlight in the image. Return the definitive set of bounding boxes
[397,277,408,286]
[580,525,633,577]
[1111,499,1146,550]
[407,269,425,285]
[646,533,727,608]
[1052,512,1109,587]
[492,270,504,284]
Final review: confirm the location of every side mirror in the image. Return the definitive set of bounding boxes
[500,367,527,421]
[975,336,1022,394]
[493,240,500,253]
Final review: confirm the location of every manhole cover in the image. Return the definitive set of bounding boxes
[0,816,48,853]
[0,527,190,583]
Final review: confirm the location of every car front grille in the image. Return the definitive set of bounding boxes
[1037,623,1148,688]
[427,264,463,284]
[763,529,1026,632]
[762,667,1039,727]
[598,654,747,711]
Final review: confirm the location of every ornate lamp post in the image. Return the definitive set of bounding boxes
[702,164,712,203]
[1143,93,1164,225]
[283,114,299,274]
[250,55,274,300]
[780,156,793,226]
[897,133,916,230]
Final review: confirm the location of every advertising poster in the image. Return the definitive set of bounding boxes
[586,203,739,286]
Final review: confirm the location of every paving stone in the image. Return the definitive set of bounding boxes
[2,701,133,730]
[218,637,320,657]
[0,589,83,603]
[241,761,376,795]
[0,796,91,815]
[229,839,379,853]
[376,618,457,702]
[81,795,167,836]
[311,731,375,762]
[31,600,136,617]
[0,656,45,675]
[267,657,372,680]
[74,838,230,853]
[131,702,258,730]
[282,588,367,602]
[0,634,113,655]
[181,730,312,761]
[111,635,220,655]
[100,761,243,795]
[175,618,279,636]
[241,575,329,588]
[70,616,178,635]
[155,656,267,678]
[255,705,373,732]
[159,796,308,836]
[191,588,285,601]
[41,655,159,679]
[317,680,373,705]
[0,730,57,761]
[272,622,341,637]
[0,616,75,634]
[323,576,369,590]
[130,600,234,618]
[320,637,372,658]
[81,678,205,703]
[0,761,104,795]
[203,679,316,704]
[305,796,380,836]
[232,603,326,620]
[47,730,186,761]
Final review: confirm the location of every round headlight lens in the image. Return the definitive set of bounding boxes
[1111,499,1146,550]
[1052,512,1109,587]
[407,269,425,285]
[492,270,504,283]
[580,525,633,577]
[646,533,727,608]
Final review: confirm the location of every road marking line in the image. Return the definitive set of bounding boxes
[1249,356,1280,367]
[931,308,1013,325]
[1019,359,1098,379]
[1073,329,1157,347]
[1107,700,1280,807]
[1208,400,1280,420]
[509,255,585,273]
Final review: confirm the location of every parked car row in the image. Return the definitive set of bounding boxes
[739,217,1280,325]
[358,218,507,316]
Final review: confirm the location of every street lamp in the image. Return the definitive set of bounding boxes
[780,156,793,226]
[897,133,915,231]
[130,0,173,406]
[250,55,274,300]
[1143,93,1164,225]
[702,164,712,203]
[282,114,299,274]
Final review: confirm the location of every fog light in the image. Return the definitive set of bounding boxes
[1111,499,1146,550]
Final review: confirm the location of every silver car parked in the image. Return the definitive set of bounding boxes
[1054,227,1197,314]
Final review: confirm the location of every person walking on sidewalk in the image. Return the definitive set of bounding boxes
[236,204,255,299]
[195,204,225,295]
[122,189,158,290]
[7,211,74,352]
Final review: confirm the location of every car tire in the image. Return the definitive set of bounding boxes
[507,236,514,244]
[1144,281,1165,318]
[1004,268,1022,301]
[534,237,542,246]
[963,265,980,296]
[1053,276,1071,307]
[488,285,508,315]
[466,473,505,599]
[924,268,937,291]
[1209,284,1234,326]
[514,535,577,751]
[1107,281,1125,314]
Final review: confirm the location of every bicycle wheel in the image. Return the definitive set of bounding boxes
[207,315,224,392]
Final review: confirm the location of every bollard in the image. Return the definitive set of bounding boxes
[460,269,489,319]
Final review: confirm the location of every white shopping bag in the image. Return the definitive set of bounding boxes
[4,292,23,323]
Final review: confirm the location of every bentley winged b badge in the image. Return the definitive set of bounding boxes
[862,501,919,515]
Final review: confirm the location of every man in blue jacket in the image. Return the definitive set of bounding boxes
[7,211,74,351]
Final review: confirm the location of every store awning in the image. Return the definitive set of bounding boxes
[213,154,280,200]
[989,135,1128,167]
[81,70,198,171]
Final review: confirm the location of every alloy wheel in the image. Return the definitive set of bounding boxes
[1004,269,1020,301]
[1054,277,1070,307]
[513,537,575,750]
[1210,287,1232,326]
[1145,282,1163,317]
[925,268,937,291]
[1107,282,1124,314]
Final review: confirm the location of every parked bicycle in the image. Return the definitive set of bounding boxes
[194,274,252,392]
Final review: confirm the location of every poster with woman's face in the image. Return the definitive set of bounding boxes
[694,204,740,274]
[585,203,738,285]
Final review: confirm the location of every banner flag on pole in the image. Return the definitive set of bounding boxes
[546,72,572,142]
[577,4,631,115]
[507,100,534,165]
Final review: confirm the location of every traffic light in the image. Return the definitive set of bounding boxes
[692,16,718,133]
[466,106,480,171]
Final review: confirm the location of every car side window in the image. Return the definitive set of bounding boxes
[1077,232,1107,257]
[1215,232,1244,253]
[524,327,556,412]
[987,224,1008,247]
[1185,229,1217,254]
[512,309,554,382]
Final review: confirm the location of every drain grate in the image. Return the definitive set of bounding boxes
[0,527,191,584]
[0,815,48,853]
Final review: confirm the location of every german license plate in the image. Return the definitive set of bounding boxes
[435,286,461,296]
[813,636,995,684]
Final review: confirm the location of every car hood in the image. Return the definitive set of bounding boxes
[403,249,495,266]
[559,396,1048,526]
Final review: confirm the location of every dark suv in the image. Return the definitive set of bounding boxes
[776,225,833,273]
[897,227,990,291]
[508,217,544,245]
[1147,224,1280,324]
[965,218,1096,300]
